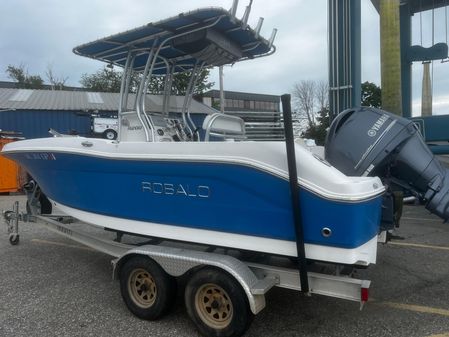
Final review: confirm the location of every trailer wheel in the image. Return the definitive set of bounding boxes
[9,234,20,245]
[103,129,117,140]
[185,267,253,337]
[3,210,13,222]
[119,256,177,320]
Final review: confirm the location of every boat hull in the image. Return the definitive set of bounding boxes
[2,138,384,265]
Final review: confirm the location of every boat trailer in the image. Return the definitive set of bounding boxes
[3,186,370,337]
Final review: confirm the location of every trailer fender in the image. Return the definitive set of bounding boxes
[112,245,266,314]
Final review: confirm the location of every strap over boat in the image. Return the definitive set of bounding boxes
[73,7,275,74]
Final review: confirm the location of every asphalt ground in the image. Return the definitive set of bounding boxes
[1,195,449,337]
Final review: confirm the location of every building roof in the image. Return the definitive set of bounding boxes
[0,80,85,91]
[203,89,280,102]
[0,88,217,114]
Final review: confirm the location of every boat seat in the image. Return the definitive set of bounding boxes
[202,113,246,141]
[120,111,148,141]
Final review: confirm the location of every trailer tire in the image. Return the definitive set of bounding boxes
[9,234,19,245]
[103,129,117,140]
[185,267,253,337]
[119,256,177,320]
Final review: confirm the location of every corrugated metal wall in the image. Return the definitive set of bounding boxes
[0,110,209,140]
[0,110,95,139]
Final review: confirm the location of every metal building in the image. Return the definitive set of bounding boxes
[201,90,284,140]
[0,88,216,139]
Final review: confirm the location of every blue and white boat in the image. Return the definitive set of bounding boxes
[1,6,385,266]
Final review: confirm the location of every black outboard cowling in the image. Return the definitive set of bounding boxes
[325,107,449,221]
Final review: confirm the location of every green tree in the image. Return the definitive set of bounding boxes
[301,107,330,145]
[298,81,380,145]
[80,66,123,92]
[6,64,44,89]
[143,69,214,95]
[173,69,214,95]
[80,66,214,95]
[361,81,381,108]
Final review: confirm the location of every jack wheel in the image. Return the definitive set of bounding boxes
[3,210,13,222]
[9,234,20,245]
[185,267,253,337]
[119,256,177,320]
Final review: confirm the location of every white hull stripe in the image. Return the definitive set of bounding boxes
[54,201,378,266]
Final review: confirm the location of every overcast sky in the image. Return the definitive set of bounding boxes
[1,0,448,116]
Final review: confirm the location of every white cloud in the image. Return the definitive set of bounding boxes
[1,0,447,117]
[0,0,328,92]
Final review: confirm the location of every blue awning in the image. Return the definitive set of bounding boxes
[73,7,274,74]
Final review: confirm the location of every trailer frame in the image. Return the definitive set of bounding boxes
[3,196,371,335]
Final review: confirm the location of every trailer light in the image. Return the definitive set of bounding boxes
[361,287,369,303]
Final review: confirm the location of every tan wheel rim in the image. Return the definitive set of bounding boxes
[128,268,157,308]
[195,283,233,329]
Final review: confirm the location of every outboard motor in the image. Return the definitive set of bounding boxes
[325,107,449,222]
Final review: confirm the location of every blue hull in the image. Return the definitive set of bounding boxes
[8,152,382,249]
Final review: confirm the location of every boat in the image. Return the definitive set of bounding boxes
[1,5,386,266]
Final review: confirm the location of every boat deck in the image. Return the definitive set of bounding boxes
[1,194,449,337]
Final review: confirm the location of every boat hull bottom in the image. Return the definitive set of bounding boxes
[52,201,378,266]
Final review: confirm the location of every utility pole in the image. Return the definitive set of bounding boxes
[380,0,403,115]
[219,66,225,114]
[421,62,432,116]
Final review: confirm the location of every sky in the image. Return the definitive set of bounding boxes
[0,0,448,116]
